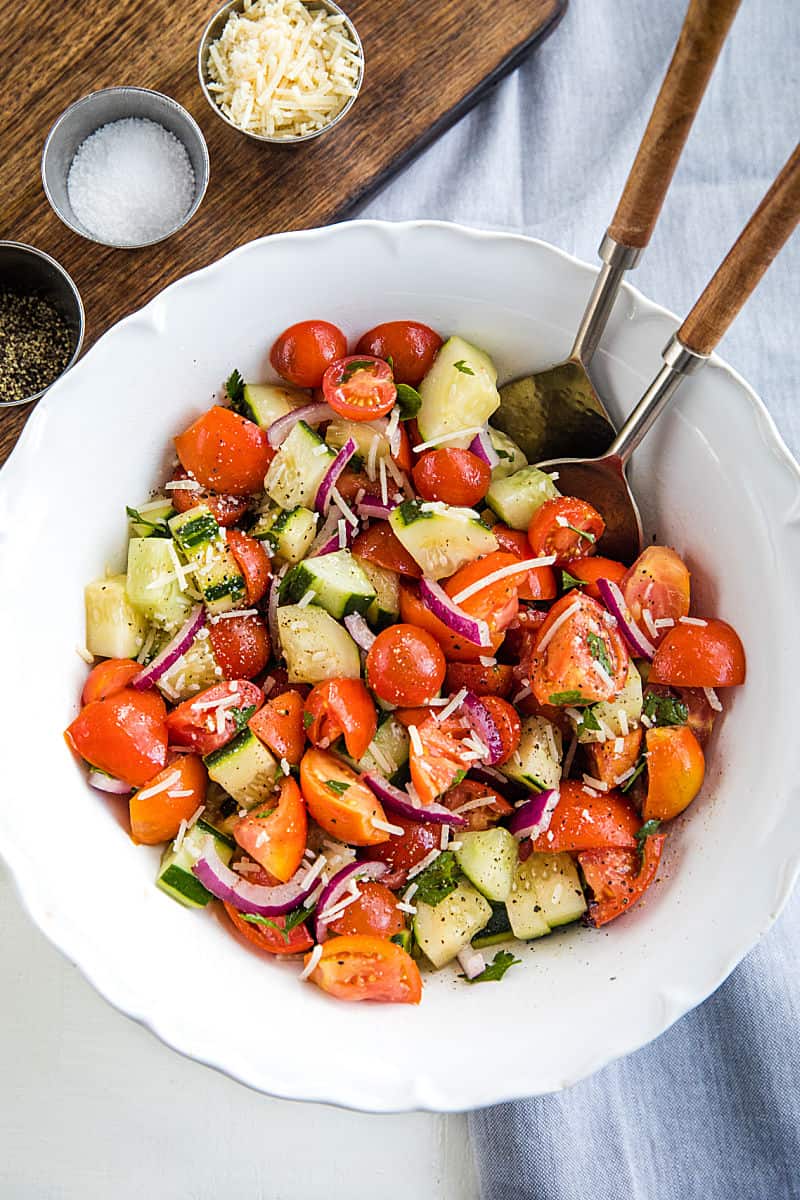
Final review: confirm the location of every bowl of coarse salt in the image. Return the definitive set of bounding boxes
[198,0,364,143]
[41,87,210,250]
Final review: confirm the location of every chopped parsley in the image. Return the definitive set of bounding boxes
[254,805,277,820]
[325,779,350,795]
[561,569,585,591]
[229,704,256,733]
[496,448,514,461]
[587,632,612,675]
[621,759,647,793]
[340,359,375,383]
[413,851,460,906]
[453,360,474,375]
[303,711,315,730]
[241,904,313,941]
[566,523,596,544]
[125,505,170,537]
[549,689,587,705]
[395,382,422,419]
[642,692,689,727]
[465,950,521,984]
[635,819,662,848]
[579,705,602,732]
[450,768,467,788]
[225,368,246,411]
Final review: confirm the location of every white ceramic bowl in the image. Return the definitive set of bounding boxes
[1,221,798,1113]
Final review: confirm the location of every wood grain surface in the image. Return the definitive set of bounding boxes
[0,0,565,464]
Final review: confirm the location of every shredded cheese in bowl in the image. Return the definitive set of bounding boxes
[203,0,363,141]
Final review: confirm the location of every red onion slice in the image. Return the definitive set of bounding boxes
[193,841,323,915]
[344,612,376,651]
[88,770,131,795]
[315,437,357,514]
[469,430,500,470]
[267,401,336,448]
[308,507,355,557]
[418,578,491,648]
[362,772,467,827]
[507,789,559,840]
[457,946,486,979]
[132,605,205,690]
[596,577,655,660]
[357,495,398,521]
[313,860,387,942]
[461,691,505,764]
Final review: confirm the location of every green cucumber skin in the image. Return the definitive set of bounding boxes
[159,865,212,908]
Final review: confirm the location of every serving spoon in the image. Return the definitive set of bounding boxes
[535,141,800,562]
[494,0,741,462]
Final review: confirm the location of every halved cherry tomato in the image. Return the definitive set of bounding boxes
[233,777,307,881]
[305,934,422,1004]
[366,625,446,706]
[355,321,443,385]
[642,725,705,822]
[270,319,347,388]
[391,423,413,472]
[478,695,521,764]
[299,747,389,845]
[579,833,666,927]
[223,889,314,956]
[335,467,375,505]
[408,714,467,806]
[530,591,628,706]
[322,356,397,421]
[249,689,306,763]
[65,688,168,787]
[649,619,745,688]
[226,530,271,605]
[399,580,491,662]
[81,658,141,705]
[622,546,690,641]
[489,528,558,600]
[533,780,640,852]
[585,727,643,789]
[565,555,628,602]
[165,681,263,756]
[412,448,491,507]
[328,881,407,939]
[208,614,271,681]
[175,406,273,496]
[527,497,605,566]
[304,678,377,761]
[675,686,717,747]
[168,466,250,527]
[362,813,440,888]
[129,754,207,845]
[440,779,514,831]
[445,661,514,698]
[352,522,421,577]
[501,607,548,663]
[440,552,522,656]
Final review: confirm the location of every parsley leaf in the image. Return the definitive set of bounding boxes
[566,523,596,544]
[561,569,585,591]
[621,759,646,793]
[340,359,375,383]
[413,851,461,906]
[285,904,315,932]
[395,382,422,419]
[450,768,467,788]
[496,448,513,461]
[126,505,170,538]
[303,711,315,730]
[241,904,313,941]
[325,779,350,795]
[587,632,612,675]
[643,692,688,727]
[229,704,256,733]
[465,950,521,984]
[254,805,277,820]
[579,705,601,732]
[225,368,246,412]
[549,689,587,705]
[386,354,394,371]
[635,818,662,847]
[453,360,475,375]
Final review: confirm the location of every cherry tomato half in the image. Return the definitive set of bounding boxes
[362,813,440,888]
[165,681,264,756]
[223,893,313,956]
[129,754,207,845]
[226,530,271,606]
[622,546,690,642]
[642,725,705,823]
[366,624,446,706]
[208,614,271,681]
[168,466,250,527]
[529,591,628,706]
[408,714,466,806]
[528,497,605,566]
[233,777,308,881]
[248,690,306,763]
[270,320,347,388]
[304,678,377,761]
[412,448,491,507]
[565,555,627,602]
[299,747,389,846]
[478,695,521,764]
[65,689,168,788]
[578,834,665,927]
[175,407,273,496]
[328,881,407,939]
[304,934,422,1004]
[322,356,397,421]
[352,523,422,577]
[81,658,141,705]
[648,619,746,688]
[532,780,640,852]
[355,321,443,386]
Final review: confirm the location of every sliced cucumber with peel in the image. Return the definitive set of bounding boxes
[126,537,192,628]
[472,901,515,949]
[389,499,498,579]
[417,336,501,447]
[204,729,281,808]
[169,504,246,615]
[278,604,361,683]
[502,715,562,792]
[251,504,318,565]
[576,663,643,743]
[455,827,518,902]
[157,818,235,908]
[356,557,400,628]
[280,549,376,619]
[85,575,148,659]
[265,420,335,510]
[506,852,587,939]
[238,382,307,428]
[413,881,492,969]
[486,466,560,530]
[488,427,527,479]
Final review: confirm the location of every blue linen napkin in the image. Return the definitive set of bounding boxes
[360,2,800,1193]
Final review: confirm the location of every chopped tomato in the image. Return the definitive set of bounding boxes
[529,591,629,706]
[527,497,605,566]
[488,529,558,600]
[366,625,446,706]
[168,466,250,527]
[304,678,377,761]
[129,754,207,845]
[445,661,514,698]
[208,614,271,681]
[233,777,307,881]
[258,666,309,702]
[223,893,314,956]
[175,406,273,496]
[248,689,306,763]
[622,546,690,641]
[335,467,375,505]
[408,714,467,805]
[81,658,141,704]
[675,686,717,747]
[585,728,643,788]
[642,725,705,822]
[412,448,491,507]
[355,320,443,386]
[328,881,407,938]
[322,356,396,421]
[165,681,263,756]
[565,555,627,602]
[391,423,413,472]
[501,606,548,663]
[270,319,347,388]
[649,619,745,688]
[305,934,422,1004]
[352,523,422,577]
[533,780,640,852]
[226,530,271,605]
[299,747,389,845]
[440,779,514,831]
[579,834,666,927]
[444,552,521,639]
[399,580,499,662]
[65,689,168,787]
[477,695,521,764]
[362,813,440,888]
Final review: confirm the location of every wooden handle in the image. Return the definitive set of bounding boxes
[678,143,800,356]
[608,0,740,249]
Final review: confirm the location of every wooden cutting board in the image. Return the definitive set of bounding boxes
[0,0,565,463]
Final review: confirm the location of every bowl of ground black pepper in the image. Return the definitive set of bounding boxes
[0,242,84,408]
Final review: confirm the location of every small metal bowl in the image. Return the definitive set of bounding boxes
[41,87,210,250]
[198,0,364,144]
[0,241,85,408]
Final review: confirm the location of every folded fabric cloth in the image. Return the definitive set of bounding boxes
[360,2,800,1195]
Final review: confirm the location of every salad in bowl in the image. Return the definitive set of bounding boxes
[64,317,746,1005]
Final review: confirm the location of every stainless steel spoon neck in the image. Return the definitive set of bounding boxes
[608,333,709,464]
[570,233,643,365]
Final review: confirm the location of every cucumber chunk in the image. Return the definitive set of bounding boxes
[251,504,318,565]
[413,881,492,968]
[156,818,235,908]
[204,729,281,808]
[169,504,245,615]
[455,827,518,902]
[488,428,527,480]
[339,714,410,780]
[389,499,497,579]
[277,604,361,682]
[526,852,586,928]
[576,663,644,743]
[506,854,552,940]
[417,336,501,447]
[486,466,560,530]
[280,549,376,619]
[326,417,389,463]
[156,631,220,702]
[85,576,148,659]
[128,498,174,538]
[502,715,562,791]
[472,900,514,948]
[356,558,400,629]
[239,382,306,428]
[126,537,192,628]
[265,420,335,510]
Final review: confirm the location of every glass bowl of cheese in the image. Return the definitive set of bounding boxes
[198,0,364,143]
